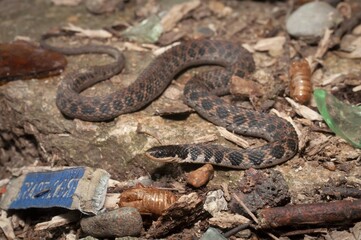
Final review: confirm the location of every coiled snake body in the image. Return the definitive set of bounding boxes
[41,37,298,169]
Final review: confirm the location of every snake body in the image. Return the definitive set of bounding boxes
[41,36,298,169]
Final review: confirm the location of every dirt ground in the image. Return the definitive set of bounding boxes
[1,0,361,239]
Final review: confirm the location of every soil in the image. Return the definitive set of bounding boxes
[1,0,361,239]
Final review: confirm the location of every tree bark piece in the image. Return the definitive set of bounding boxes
[258,199,361,229]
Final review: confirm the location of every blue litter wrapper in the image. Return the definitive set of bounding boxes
[0,167,110,214]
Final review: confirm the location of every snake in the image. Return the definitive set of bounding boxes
[41,35,298,169]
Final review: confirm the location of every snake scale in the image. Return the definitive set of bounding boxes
[41,35,298,169]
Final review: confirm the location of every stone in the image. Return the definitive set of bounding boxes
[286,1,342,42]
[80,207,142,238]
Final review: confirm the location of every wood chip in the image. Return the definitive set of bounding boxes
[62,23,112,39]
[353,85,361,92]
[209,212,250,229]
[253,36,286,56]
[193,134,219,144]
[217,127,249,148]
[0,210,15,240]
[285,97,323,121]
[307,135,331,156]
[160,0,201,33]
[104,193,121,209]
[321,73,345,86]
[123,42,151,52]
[146,192,207,238]
[153,42,180,56]
[34,212,80,231]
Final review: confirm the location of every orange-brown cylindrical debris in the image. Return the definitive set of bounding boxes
[118,184,177,216]
[258,199,361,229]
[185,164,214,188]
[289,58,312,104]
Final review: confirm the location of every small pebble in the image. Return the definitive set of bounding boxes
[80,207,142,238]
[286,1,342,42]
[185,164,214,188]
[323,161,336,171]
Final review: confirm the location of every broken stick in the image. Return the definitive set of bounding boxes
[258,199,361,229]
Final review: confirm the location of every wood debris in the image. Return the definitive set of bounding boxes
[285,97,323,121]
[0,210,15,240]
[258,199,361,229]
[216,127,249,148]
[160,0,201,33]
[146,192,207,238]
[62,24,112,39]
[34,212,80,231]
[209,212,251,229]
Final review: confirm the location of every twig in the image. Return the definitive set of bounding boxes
[309,28,333,73]
[320,186,361,199]
[232,193,259,224]
[217,127,249,148]
[258,199,361,229]
[223,223,250,238]
[249,224,280,240]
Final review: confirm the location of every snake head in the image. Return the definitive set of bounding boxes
[145,145,185,163]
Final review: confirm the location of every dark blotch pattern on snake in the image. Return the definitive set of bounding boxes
[41,36,298,169]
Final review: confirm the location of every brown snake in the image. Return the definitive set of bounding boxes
[41,35,298,169]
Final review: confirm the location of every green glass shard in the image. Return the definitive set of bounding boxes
[314,89,361,148]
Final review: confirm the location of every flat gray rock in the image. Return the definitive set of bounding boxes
[286,1,342,41]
